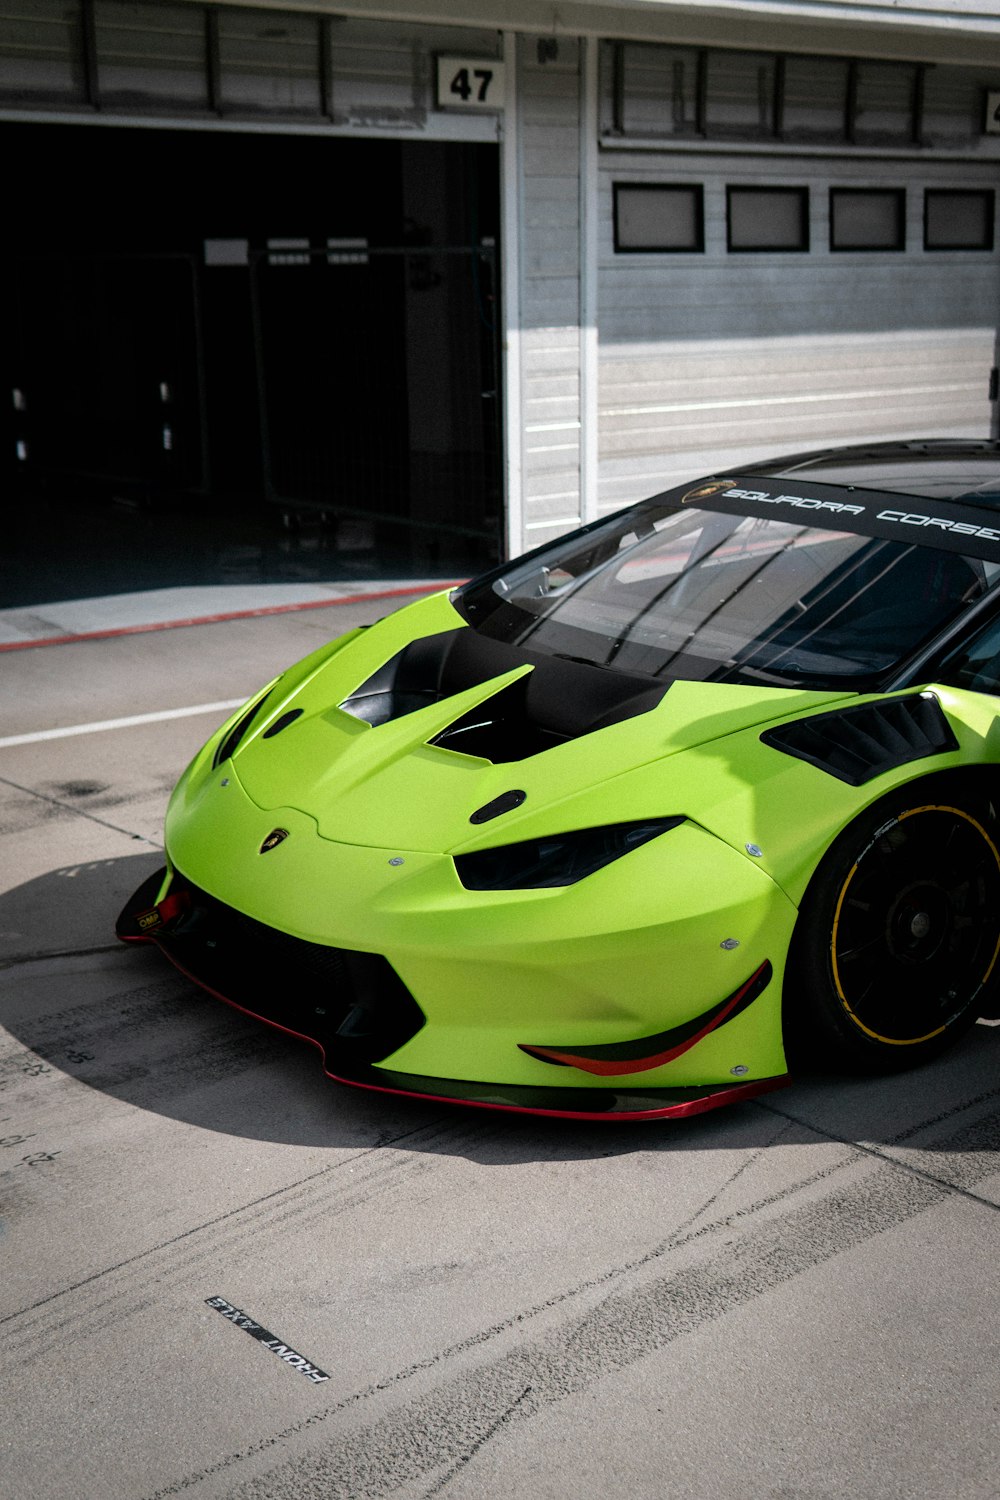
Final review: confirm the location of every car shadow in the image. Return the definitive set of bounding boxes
[2,854,999,1165]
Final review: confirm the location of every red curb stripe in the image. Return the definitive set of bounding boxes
[0,582,460,654]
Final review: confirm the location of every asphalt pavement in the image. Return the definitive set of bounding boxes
[2,570,1000,1499]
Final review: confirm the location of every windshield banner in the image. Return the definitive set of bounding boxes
[674,476,1000,564]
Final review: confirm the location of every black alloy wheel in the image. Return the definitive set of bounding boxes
[786,785,1000,1071]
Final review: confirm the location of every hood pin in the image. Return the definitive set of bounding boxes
[745,843,763,858]
[388,857,405,867]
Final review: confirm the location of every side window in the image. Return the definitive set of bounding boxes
[937,613,1000,695]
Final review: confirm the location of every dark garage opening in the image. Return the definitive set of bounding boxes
[2,122,502,603]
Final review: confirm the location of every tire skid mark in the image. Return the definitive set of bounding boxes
[418,1384,534,1500]
[137,1158,866,1499]
[0,942,126,972]
[215,1160,972,1499]
[0,1117,480,1357]
[0,976,289,1106]
[760,1099,1000,1212]
[1,1143,486,1364]
[661,1115,794,1245]
[0,800,75,836]
[140,1100,1000,1500]
[886,1077,1000,1146]
[42,779,177,806]
[0,975,191,1052]
[0,772,162,848]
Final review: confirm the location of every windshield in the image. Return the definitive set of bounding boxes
[456,497,998,689]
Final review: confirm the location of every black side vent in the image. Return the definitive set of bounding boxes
[761,694,959,786]
[212,690,274,769]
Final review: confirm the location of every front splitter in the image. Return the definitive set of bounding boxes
[318,1062,791,1122]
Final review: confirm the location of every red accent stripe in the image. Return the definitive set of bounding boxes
[523,961,771,1077]
[319,1070,790,1122]
[145,941,789,1122]
[0,582,460,654]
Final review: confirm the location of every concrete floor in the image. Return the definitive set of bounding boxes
[2,601,1000,1500]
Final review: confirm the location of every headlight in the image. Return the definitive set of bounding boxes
[454,818,684,891]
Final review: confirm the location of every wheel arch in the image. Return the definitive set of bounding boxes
[791,761,1000,914]
[780,763,1000,1071]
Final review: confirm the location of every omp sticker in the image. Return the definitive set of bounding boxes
[205,1296,331,1384]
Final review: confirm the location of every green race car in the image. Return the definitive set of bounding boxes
[118,440,1000,1120]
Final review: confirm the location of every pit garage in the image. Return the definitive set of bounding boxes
[2,6,1000,567]
[1,11,505,576]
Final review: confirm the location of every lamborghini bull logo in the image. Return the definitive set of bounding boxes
[680,478,736,505]
[259,828,290,854]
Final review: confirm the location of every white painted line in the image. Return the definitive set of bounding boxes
[601,382,977,419]
[0,699,246,749]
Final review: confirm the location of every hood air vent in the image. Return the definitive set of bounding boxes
[340,628,668,763]
[470,789,527,825]
[760,694,958,786]
[262,709,303,739]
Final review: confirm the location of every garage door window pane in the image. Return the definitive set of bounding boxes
[781,56,849,142]
[830,189,905,251]
[0,0,86,103]
[922,68,983,147]
[609,43,702,137]
[96,1,209,112]
[727,187,809,251]
[924,190,995,250]
[706,51,776,137]
[854,62,918,145]
[614,185,704,252]
[219,8,321,116]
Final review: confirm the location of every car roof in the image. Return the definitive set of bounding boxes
[752,438,1000,505]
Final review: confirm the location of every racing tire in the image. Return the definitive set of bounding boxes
[785,781,1000,1073]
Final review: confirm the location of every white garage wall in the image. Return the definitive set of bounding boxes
[513,35,587,547]
[596,149,1000,511]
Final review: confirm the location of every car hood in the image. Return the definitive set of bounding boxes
[230,611,850,854]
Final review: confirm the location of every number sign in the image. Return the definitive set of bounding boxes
[986,92,1000,136]
[436,57,505,112]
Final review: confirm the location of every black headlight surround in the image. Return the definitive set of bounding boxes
[454,818,684,891]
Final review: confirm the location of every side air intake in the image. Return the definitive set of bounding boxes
[760,693,958,786]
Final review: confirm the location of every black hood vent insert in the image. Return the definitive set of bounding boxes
[340,627,668,763]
